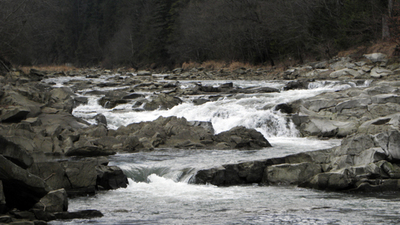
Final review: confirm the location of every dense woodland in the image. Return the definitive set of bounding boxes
[0,0,398,69]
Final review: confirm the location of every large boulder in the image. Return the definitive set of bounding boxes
[0,155,50,210]
[33,188,68,213]
[28,161,68,191]
[96,165,128,190]
[214,126,271,149]
[0,106,30,123]
[374,130,400,160]
[60,160,98,196]
[363,53,388,63]
[301,168,356,191]
[0,135,33,169]
[264,162,321,185]
[143,93,182,110]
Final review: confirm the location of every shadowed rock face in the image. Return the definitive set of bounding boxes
[192,130,400,192]
[0,155,50,210]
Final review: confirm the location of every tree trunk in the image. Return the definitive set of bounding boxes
[382,15,391,40]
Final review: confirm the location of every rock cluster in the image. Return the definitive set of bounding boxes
[191,52,400,192]
[193,130,400,192]
[0,67,272,224]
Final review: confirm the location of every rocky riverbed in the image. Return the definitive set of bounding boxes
[0,52,400,224]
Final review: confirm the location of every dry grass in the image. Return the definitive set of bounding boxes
[182,61,201,70]
[201,61,226,70]
[181,60,272,71]
[20,64,77,74]
[337,40,398,58]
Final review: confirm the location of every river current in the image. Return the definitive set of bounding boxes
[46,74,400,224]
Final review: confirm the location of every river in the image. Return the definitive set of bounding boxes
[46,74,400,224]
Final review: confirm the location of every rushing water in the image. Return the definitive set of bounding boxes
[45,75,400,224]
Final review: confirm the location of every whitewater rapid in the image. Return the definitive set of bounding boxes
[46,75,400,225]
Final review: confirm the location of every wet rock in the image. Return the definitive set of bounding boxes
[96,165,128,190]
[265,163,321,185]
[301,168,355,191]
[143,93,182,110]
[283,79,311,90]
[54,209,103,220]
[370,67,393,78]
[65,146,115,157]
[98,97,129,109]
[94,113,107,126]
[214,126,271,149]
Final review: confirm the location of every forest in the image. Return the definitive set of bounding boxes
[0,0,398,69]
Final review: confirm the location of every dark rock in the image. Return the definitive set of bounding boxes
[122,93,145,100]
[274,103,293,114]
[264,163,321,185]
[0,135,33,169]
[10,210,36,220]
[54,210,103,220]
[0,155,50,210]
[98,97,129,109]
[94,113,107,126]
[0,215,12,223]
[283,79,311,90]
[0,181,5,214]
[60,160,97,196]
[0,106,30,123]
[28,162,67,191]
[214,126,271,149]
[96,165,128,190]
[143,93,182,110]
[301,168,356,191]
[234,86,280,94]
[65,146,116,157]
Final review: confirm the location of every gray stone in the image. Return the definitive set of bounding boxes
[302,168,355,191]
[370,67,393,78]
[265,163,321,185]
[0,135,33,169]
[0,106,30,123]
[303,118,338,137]
[137,70,152,76]
[215,126,271,149]
[144,93,182,110]
[33,188,68,212]
[28,161,67,190]
[371,94,400,104]
[329,68,361,79]
[363,53,388,63]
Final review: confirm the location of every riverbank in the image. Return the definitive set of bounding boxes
[0,52,400,224]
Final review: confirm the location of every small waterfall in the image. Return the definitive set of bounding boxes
[120,164,198,183]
